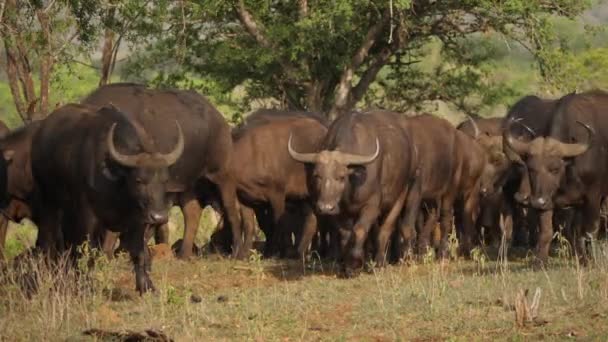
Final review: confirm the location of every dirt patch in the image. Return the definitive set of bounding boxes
[150,243,173,260]
[96,304,121,326]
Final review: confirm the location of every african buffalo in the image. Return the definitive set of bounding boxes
[229,109,328,258]
[82,83,242,259]
[457,117,515,248]
[0,122,39,259]
[503,95,560,204]
[504,90,603,263]
[31,103,184,293]
[400,115,485,258]
[289,110,417,274]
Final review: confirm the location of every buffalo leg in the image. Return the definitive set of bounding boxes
[438,196,455,259]
[240,205,257,258]
[535,209,553,266]
[345,198,381,275]
[102,231,119,258]
[399,183,421,258]
[499,201,514,251]
[264,193,286,258]
[459,192,480,256]
[256,207,275,257]
[33,206,62,260]
[122,223,154,294]
[297,206,318,259]
[375,188,409,266]
[214,178,243,259]
[0,216,8,260]
[177,191,202,259]
[430,209,441,250]
[576,196,601,264]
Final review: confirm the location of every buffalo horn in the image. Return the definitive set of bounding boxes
[107,123,142,167]
[467,115,480,139]
[159,120,185,166]
[336,138,380,165]
[287,134,319,163]
[556,121,593,157]
[503,118,531,156]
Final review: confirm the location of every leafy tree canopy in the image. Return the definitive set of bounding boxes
[118,0,593,121]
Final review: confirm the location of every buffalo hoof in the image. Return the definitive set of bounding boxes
[172,239,194,259]
[136,275,155,295]
[236,249,251,260]
[342,267,361,278]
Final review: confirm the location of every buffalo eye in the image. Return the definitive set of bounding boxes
[135,178,144,184]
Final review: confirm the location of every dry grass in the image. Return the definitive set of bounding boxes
[2,216,608,341]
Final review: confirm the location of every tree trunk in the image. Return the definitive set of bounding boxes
[328,11,390,120]
[99,28,115,86]
[33,10,52,120]
[305,81,324,113]
[3,44,27,122]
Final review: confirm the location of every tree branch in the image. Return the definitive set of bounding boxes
[298,0,308,18]
[329,10,390,119]
[35,9,52,119]
[234,0,305,103]
[234,0,272,48]
[3,44,27,122]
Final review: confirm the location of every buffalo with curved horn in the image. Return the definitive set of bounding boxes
[30,103,184,294]
[503,90,606,265]
[289,110,417,276]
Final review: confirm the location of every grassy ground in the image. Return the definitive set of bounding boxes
[1,214,608,341]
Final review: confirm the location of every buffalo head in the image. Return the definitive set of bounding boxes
[106,120,184,224]
[288,135,380,215]
[504,119,592,210]
[466,116,509,197]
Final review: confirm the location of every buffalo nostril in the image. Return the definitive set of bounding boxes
[317,203,336,214]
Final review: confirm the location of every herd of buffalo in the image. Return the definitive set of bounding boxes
[0,83,606,293]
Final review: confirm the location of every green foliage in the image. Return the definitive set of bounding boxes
[0,63,103,127]
[115,0,595,118]
[0,0,607,122]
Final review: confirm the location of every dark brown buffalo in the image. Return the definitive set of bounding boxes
[31,103,184,293]
[503,95,560,204]
[457,117,516,248]
[504,90,605,263]
[400,115,485,258]
[502,95,564,251]
[81,83,242,259]
[0,122,40,259]
[230,109,328,258]
[457,117,508,196]
[289,110,417,275]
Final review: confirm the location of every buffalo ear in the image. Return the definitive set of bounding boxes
[3,150,14,162]
[100,160,122,183]
[348,165,367,186]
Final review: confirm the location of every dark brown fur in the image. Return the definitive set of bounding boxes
[82,83,242,259]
